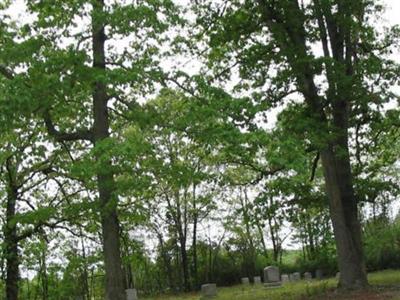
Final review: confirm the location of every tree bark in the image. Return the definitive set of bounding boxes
[91,1,125,299]
[4,184,19,300]
[320,146,367,289]
[179,237,190,291]
[191,184,198,289]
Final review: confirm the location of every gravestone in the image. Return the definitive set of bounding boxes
[304,272,312,280]
[254,276,262,284]
[201,283,217,298]
[263,266,281,287]
[241,277,250,284]
[315,269,323,280]
[126,289,138,300]
[281,274,290,283]
[336,272,340,279]
[290,272,301,281]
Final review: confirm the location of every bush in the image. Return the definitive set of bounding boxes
[364,217,400,271]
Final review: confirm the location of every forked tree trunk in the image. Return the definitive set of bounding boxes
[256,0,370,289]
[91,1,125,299]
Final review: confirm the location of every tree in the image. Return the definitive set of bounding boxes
[0,1,181,298]
[133,90,217,291]
[194,0,399,289]
[0,121,70,300]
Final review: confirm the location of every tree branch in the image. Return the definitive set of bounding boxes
[0,64,14,80]
[309,151,320,181]
[43,109,93,142]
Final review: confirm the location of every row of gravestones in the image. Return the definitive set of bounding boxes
[258,266,325,287]
[76,269,336,300]
[199,267,328,299]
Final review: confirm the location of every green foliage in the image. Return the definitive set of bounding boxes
[0,0,399,298]
[364,217,400,271]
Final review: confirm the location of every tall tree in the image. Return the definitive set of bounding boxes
[0,1,180,298]
[194,0,399,289]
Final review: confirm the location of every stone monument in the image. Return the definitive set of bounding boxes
[315,269,323,280]
[254,276,262,284]
[201,283,217,298]
[126,288,138,300]
[304,272,312,280]
[263,266,282,287]
[290,272,301,281]
[281,274,290,283]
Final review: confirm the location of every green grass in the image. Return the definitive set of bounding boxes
[143,270,400,300]
[368,269,400,286]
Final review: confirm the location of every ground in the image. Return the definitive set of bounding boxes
[143,270,400,300]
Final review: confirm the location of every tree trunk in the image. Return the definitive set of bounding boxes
[321,147,368,289]
[39,242,48,300]
[192,212,198,288]
[179,237,190,292]
[157,232,174,290]
[91,1,125,299]
[256,223,268,259]
[242,189,256,277]
[192,184,198,289]
[4,186,19,300]
[80,233,90,300]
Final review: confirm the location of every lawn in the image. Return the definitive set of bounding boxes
[143,270,400,300]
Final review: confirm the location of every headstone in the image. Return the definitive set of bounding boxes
[263,266,281,287]
[290,272,301,281]
[315,269,323,280]
[281,274,290,283]
[241,277,250,284]
[126,289,138,300]
[201,283,217,298]
[304,272,312,280]
[254,276,262,284]
[336,272,340,279]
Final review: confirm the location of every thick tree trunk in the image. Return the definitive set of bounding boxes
[92,1,125,299]
[319,91,368,289]
[4,187,19,300]
[320,147,368,289]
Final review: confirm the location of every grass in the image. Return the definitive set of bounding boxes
[143,270,400,300]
